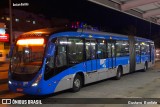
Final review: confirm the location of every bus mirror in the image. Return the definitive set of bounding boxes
[46,42,55,58]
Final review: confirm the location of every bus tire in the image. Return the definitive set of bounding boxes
[71,74,82,92]
[143,62,148,72]
[115,66,122,80]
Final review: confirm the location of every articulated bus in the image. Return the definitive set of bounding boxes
[8,28,155,95]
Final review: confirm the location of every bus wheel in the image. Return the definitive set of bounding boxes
[115,67,122,80]
[143,62,148,72]
[71,74,82,92]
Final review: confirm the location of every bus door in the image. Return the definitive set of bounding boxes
[85,39,98,83]
[107,40,116,69]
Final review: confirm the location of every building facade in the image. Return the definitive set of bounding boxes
[0,8,51,40]
[0,8,51,61]
[0,23,9,62]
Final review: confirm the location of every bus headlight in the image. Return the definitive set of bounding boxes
[32,74,42,87]
[8,80,12,85]
[32,83,38,87]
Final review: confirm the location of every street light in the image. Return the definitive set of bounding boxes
[9,0,13,45]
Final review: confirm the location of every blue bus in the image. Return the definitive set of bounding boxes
[8,28,155,95]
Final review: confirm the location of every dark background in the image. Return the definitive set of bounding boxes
[0,0,160,47]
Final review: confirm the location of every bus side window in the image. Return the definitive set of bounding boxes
[141,42,149,55]
[85,40,96,60]
[135,42,140,55]
[54,37,68,75]
[68,38,84,65]
[85,41,91,60]
[55,46,67,67]
[116,40,129,57]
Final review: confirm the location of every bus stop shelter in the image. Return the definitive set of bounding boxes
[88,0,160,25]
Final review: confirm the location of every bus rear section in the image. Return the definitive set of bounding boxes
[134,37,155,72]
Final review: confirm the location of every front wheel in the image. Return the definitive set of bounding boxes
[71,74,82,92]
[115,67,122,80]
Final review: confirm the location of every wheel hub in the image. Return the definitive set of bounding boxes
[74,79,80,88]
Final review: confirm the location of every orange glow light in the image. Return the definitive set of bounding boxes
[17,38,44,46]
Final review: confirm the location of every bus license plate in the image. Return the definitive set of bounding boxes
[16,88,23,92]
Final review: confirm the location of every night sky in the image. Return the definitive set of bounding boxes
[1,0,160,46]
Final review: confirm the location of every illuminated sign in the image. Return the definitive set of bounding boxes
[0,34,9,42]
[17,38,44,46]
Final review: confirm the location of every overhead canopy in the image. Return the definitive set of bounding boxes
[88,0,160,25]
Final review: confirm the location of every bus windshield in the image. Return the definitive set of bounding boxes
[11,38,46,76]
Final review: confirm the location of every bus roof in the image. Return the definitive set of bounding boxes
[77,29,128,38]
[18,27,154,43]
[77,29,154,43]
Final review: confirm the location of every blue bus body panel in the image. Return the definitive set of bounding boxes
[136,55,141,63]
[116,56,129,66]
[141,55,150,62]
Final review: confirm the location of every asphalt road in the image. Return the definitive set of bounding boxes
[0,61,160,107]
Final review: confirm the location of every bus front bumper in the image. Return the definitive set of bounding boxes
[8,81,54,95]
